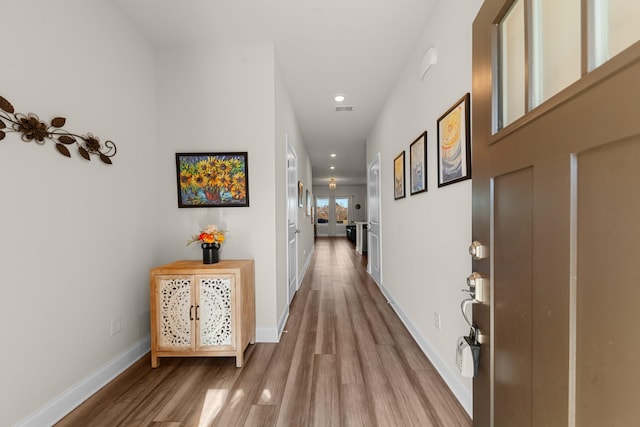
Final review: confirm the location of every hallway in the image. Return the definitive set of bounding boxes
[57,237,470,426]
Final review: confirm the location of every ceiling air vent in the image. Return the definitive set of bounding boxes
[335,105,354,112]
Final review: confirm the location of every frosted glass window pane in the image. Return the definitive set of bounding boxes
[531,0,581,107]
[591,0,640,69]
[499,0,526,129]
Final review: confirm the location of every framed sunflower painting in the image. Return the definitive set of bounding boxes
[175,152,249,207]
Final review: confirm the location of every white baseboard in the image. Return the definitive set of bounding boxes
[17,335,151,427]
[377,285,473,417]
[278,305,289,335]
[256,244,313,345]
[298,245,314,285]
[259,245,312,344]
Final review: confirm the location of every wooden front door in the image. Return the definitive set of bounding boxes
[472,1,640,426]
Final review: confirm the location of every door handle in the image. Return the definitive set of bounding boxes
[466,272,489,303]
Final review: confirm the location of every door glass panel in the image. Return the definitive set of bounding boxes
[335,197,349,224]
[590,0,640,70]
[499,0,526,130]
[531,0,581,106]
[316,198,329,224]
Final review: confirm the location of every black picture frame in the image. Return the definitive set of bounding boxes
[175,152,249,207]
[410,131,427,195]
[437,93,471,187]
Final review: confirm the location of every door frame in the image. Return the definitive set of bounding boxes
[367,152,382,287]
[286,138,299,305]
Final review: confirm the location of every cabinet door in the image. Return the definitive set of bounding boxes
[155,275,195,351]
[196,274,235,350]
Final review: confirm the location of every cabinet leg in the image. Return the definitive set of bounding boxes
[151,354,159,368]
[236,352,243,368]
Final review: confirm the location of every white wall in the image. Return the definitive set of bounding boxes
[155,43,283,341]
[155,43,313,341]
[0,4,314,425]
[366,0,483,414]
[0,1,157,426]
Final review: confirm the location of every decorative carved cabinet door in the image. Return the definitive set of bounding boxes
[157,275,194,351]
[196,275,234,349]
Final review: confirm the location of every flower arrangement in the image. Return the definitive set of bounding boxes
[187,224,226,248]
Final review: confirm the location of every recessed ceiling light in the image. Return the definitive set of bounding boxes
[334,94,345,103]
[330,166,335,170]
[330,153,337,157]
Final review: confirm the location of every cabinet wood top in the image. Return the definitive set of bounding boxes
[150,259,254,274]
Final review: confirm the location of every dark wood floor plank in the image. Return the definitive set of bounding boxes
[309,354,340,427]
[361,299,395,346]
[209,343,277,427]
[414,369,472,427]
[376,300,437,372]
[315,293,336,355]
[124,359,223,426]
[273,332,315,426]
[339,384,375,427]
[332,277,365,385]
[243,405,279,427]
[55,237,470,427]
[153,359,225,423]
[377,344,436,426]
[54,357,156,426]
[350,309,406,426]
[273,291,320,426]
[255,288,307,406]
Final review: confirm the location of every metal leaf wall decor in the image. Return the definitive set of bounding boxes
[0,95,116,164]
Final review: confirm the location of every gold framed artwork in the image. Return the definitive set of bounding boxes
[298,181,304,207]
[437,93,471,187]
[394,151,406,200]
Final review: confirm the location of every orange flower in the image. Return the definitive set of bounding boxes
[187,224,226,246]
[199,232,215,244]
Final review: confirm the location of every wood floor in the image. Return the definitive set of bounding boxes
[57,237,470,427]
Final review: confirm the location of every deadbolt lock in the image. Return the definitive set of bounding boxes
[468,240,488,260]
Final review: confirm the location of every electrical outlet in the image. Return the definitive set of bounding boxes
[434,312,441,331]
[110,317,121,336]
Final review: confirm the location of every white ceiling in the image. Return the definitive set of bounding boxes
[110,0,437,185]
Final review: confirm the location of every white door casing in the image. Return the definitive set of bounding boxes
[286,139,299,304]
[367,153,382,287]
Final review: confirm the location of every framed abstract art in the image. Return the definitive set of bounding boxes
[437,93,471,187]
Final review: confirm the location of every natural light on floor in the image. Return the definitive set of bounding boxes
[197,389,229,426]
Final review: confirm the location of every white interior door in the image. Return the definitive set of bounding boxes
[367,153,382,286]
[286,141,299,304]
